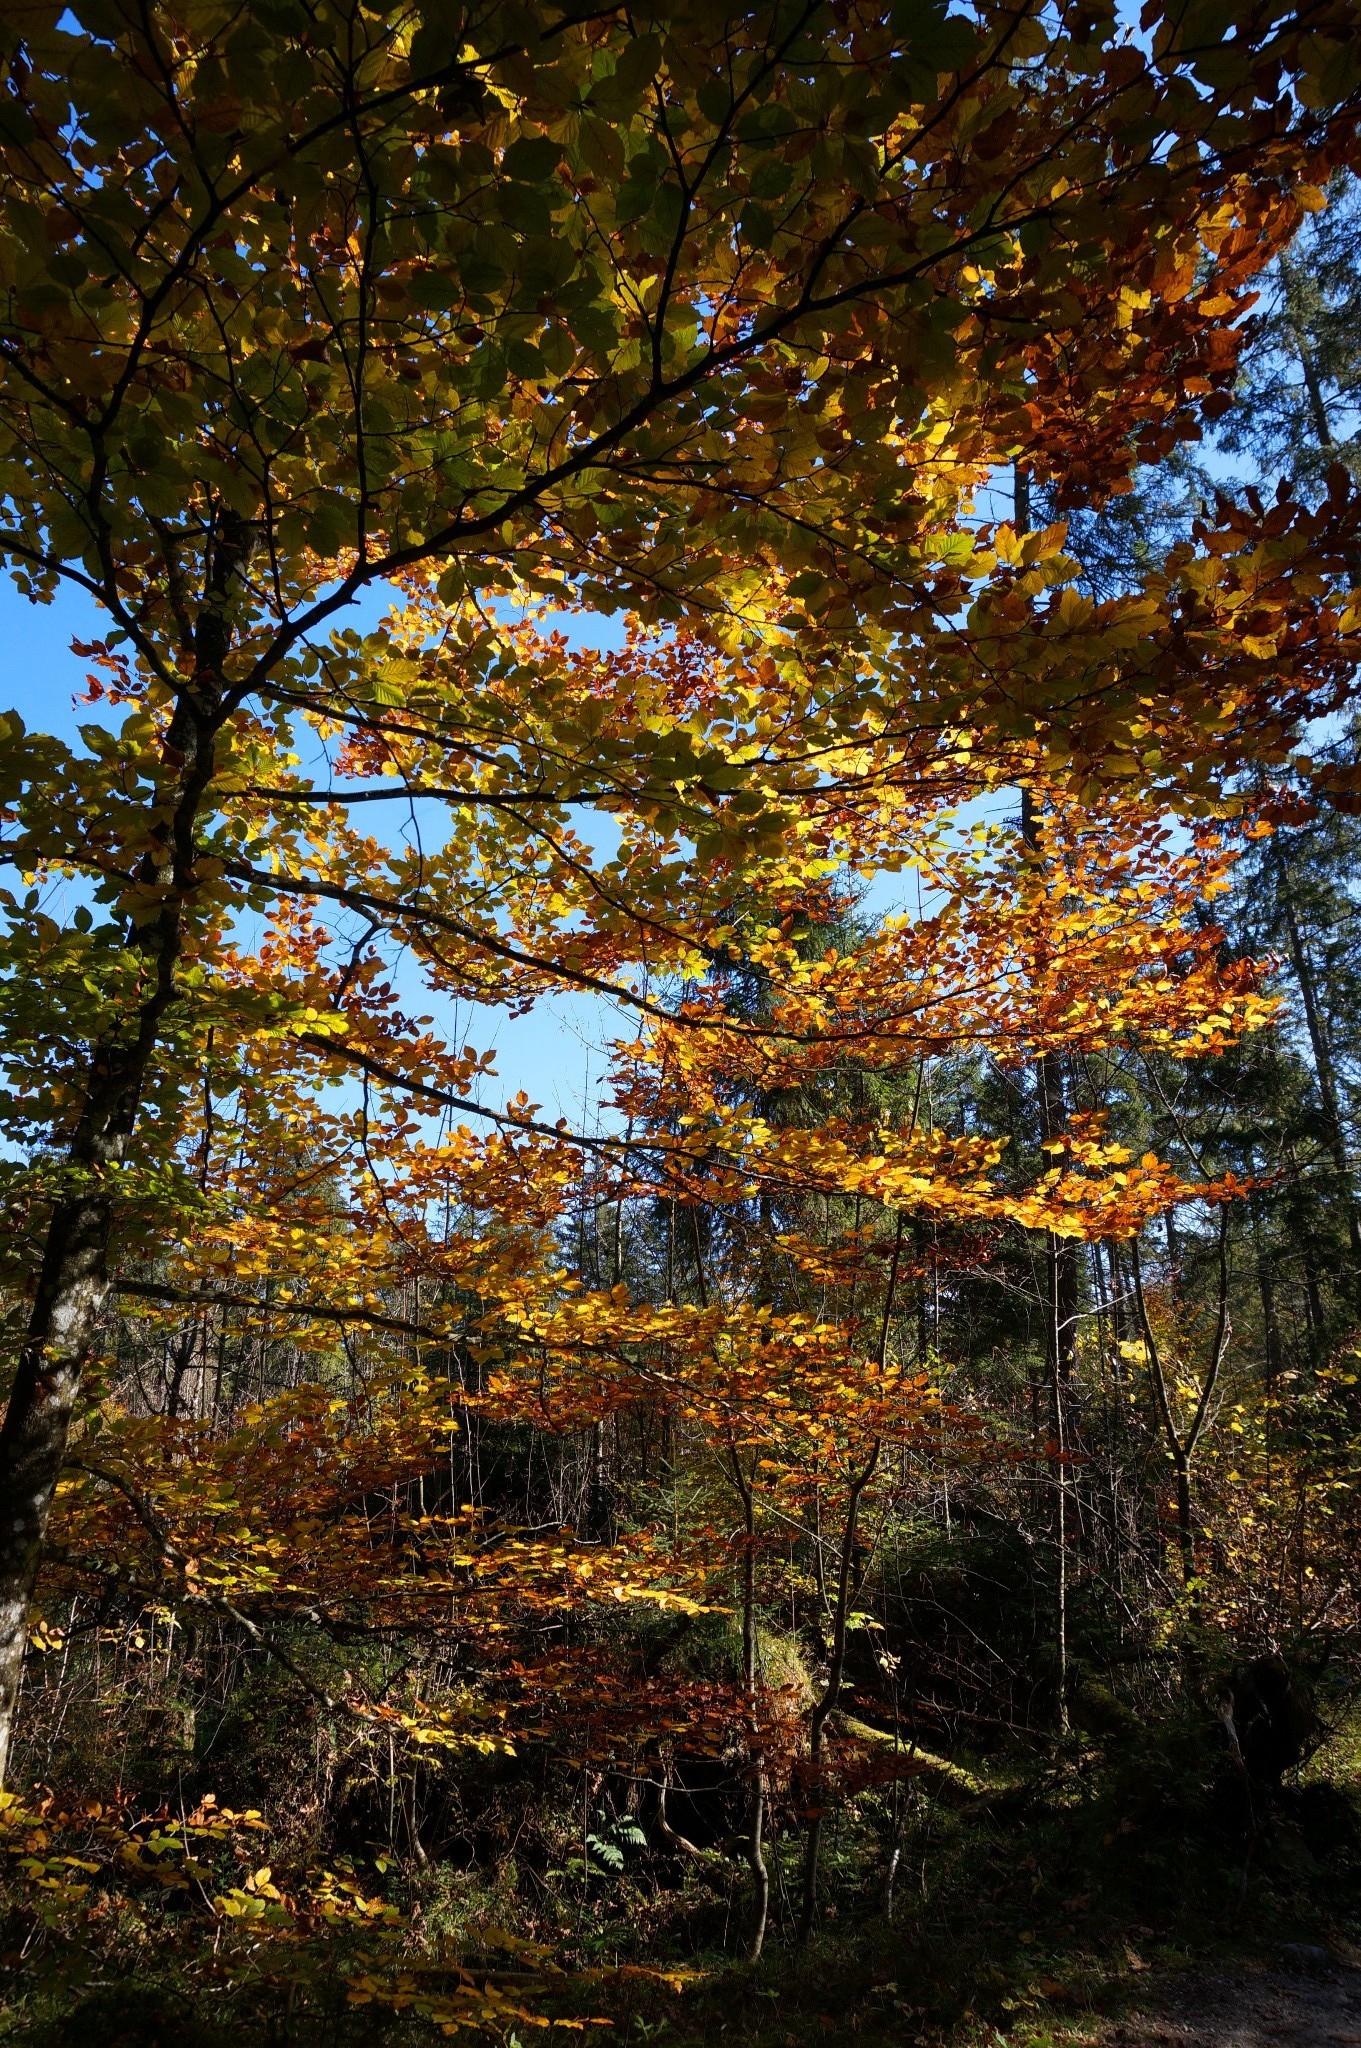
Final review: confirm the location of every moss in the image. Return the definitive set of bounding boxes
[655,1612,814,1704]
[831,1713,996,1798]
[1303,1700,1361,1789]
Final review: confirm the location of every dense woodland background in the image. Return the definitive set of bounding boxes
[3,9,1361,2046]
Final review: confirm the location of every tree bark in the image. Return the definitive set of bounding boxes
[1130,1214,1231,1590]
[798,1444,878,1942]
[0,512,250,1783]
[1273,848,1361,1268]
[740,1470,770,1962]
[1020,777,1078,1735]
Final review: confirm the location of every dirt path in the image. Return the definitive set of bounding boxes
[1103,1959,1361,2047]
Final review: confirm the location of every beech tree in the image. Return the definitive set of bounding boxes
[81,762,1283,1948]
[2,0,1361,1801]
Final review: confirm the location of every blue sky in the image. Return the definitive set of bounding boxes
[0,574,635,1124]
[0,540,1015,1137]
[1,575,106,746]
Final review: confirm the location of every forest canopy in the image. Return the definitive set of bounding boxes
[2,2,1361,2041]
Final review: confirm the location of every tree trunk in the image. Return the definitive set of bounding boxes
[1131,1214,1231,1595]
[1021,775,1078,1735]
[1173,1458,1195,1585]
[799,1446,878,1940]
[0,512,249,1783]
[1249,1185,1284,1387]
[1275,854,1361,1268]
[1048,1229,1072,1735]
[731,1452,770,1961]
[0,1195,113,1781]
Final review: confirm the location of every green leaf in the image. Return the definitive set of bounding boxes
[502,135,562,183]
[610,32,662,99]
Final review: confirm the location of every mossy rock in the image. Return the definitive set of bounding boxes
[1069,1670,1142,1741]
[657,1611,813,1701]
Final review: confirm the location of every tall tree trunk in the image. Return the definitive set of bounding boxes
[731,1454,770,1963]
[1045,1231,1072,1733]
[1130,1214,1231,1592]
[1020,761,1078,1735]
[1273,847,1361,1268]
[798,1222,899,1939]
[1249,1183,1284,1387]
[0,513,249,1783]
[799,1444,878,1942]
[1280,256,1337,460]
[1279,253,1361,595]
[1105,1239,1131,1345]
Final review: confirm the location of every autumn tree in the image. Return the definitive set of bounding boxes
[442,760,1288,1937]
[2,0,1361,1800]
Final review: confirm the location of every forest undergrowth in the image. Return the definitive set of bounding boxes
[5,1651,1361,2047]
[4,1541,1360,2047]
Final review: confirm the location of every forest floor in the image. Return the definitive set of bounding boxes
[626,1946,1361,2048]
[1092,1954,1361,2046]
[14,1707,1361,2046]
